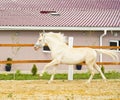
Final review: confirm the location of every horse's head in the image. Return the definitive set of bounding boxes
[34,33,45,50]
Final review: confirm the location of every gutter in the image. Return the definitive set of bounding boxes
[0,26,120,31]
[99,30,107,63]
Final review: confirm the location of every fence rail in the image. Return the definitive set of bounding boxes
[0,44,120,49]
[0,44,33,47]
[0,60,50,64]
[74,46,120,49]
[0,44,120,65]
[0,60,120,65]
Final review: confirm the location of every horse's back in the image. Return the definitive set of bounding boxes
[61,47,97,65]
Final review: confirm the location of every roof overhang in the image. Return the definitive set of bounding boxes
[0,26,120,31]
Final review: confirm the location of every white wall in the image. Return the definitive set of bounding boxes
[0,30,119,72]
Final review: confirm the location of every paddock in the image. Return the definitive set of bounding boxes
[0,80,119,100]
[0,44,120,100]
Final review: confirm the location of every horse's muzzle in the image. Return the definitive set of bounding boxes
[34,46,38,51]
[34,44,41,50]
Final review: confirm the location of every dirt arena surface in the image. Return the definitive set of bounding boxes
[0,80,120,100]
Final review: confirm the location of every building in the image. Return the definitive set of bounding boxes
[0,0,120,72]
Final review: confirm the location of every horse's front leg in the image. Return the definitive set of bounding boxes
[40,59,60,77]
[48,66,57,84]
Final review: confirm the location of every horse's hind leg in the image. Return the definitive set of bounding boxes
[94,64,106,81]
[87,64,95,83]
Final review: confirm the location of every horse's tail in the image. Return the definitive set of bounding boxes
[95,49,119,61]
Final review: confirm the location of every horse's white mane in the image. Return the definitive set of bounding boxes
[45,32,66,43]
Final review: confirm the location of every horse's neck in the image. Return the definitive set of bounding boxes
[46,38,68,51]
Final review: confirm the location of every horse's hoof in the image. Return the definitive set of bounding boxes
[86,81,91,84]
[48,81,51,84]
[103,79,107,82]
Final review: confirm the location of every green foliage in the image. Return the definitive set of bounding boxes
[0,74,14,80]
[6,57,12,66]
[105,71,120,79]
[74,72,90,79]
[101,65,105,74]
[31,64,38,76]
[41,72,51,80]
[15,70,21,75]
[55,73,68,80]
[0,71,119,80]
[15,74,39,80]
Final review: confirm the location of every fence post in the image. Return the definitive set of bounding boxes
[68,37,74,80]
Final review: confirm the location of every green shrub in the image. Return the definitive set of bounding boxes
[31,64,38,76]
[101,65,105,74]
[15,70,21,75]
[6,57,12,66]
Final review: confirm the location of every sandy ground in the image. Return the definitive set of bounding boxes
[0,80,120,100]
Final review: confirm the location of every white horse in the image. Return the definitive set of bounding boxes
[34,32,119,83]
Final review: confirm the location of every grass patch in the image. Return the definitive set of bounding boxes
[0,74,14,80]
[105,71,120,79]
[74,72,90,79]
[0,71,119,80]
[15,74,39,80]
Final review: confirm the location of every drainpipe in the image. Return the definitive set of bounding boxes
[99,30,107,63]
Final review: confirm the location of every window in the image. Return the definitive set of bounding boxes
[109,40,120,51]
[40,11,56,14]
[40,11,60,16]
[43,45,50,53]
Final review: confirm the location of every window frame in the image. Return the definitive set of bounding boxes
[109,40,119,52]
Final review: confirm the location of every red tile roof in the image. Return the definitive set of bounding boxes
[0,0,120,27]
